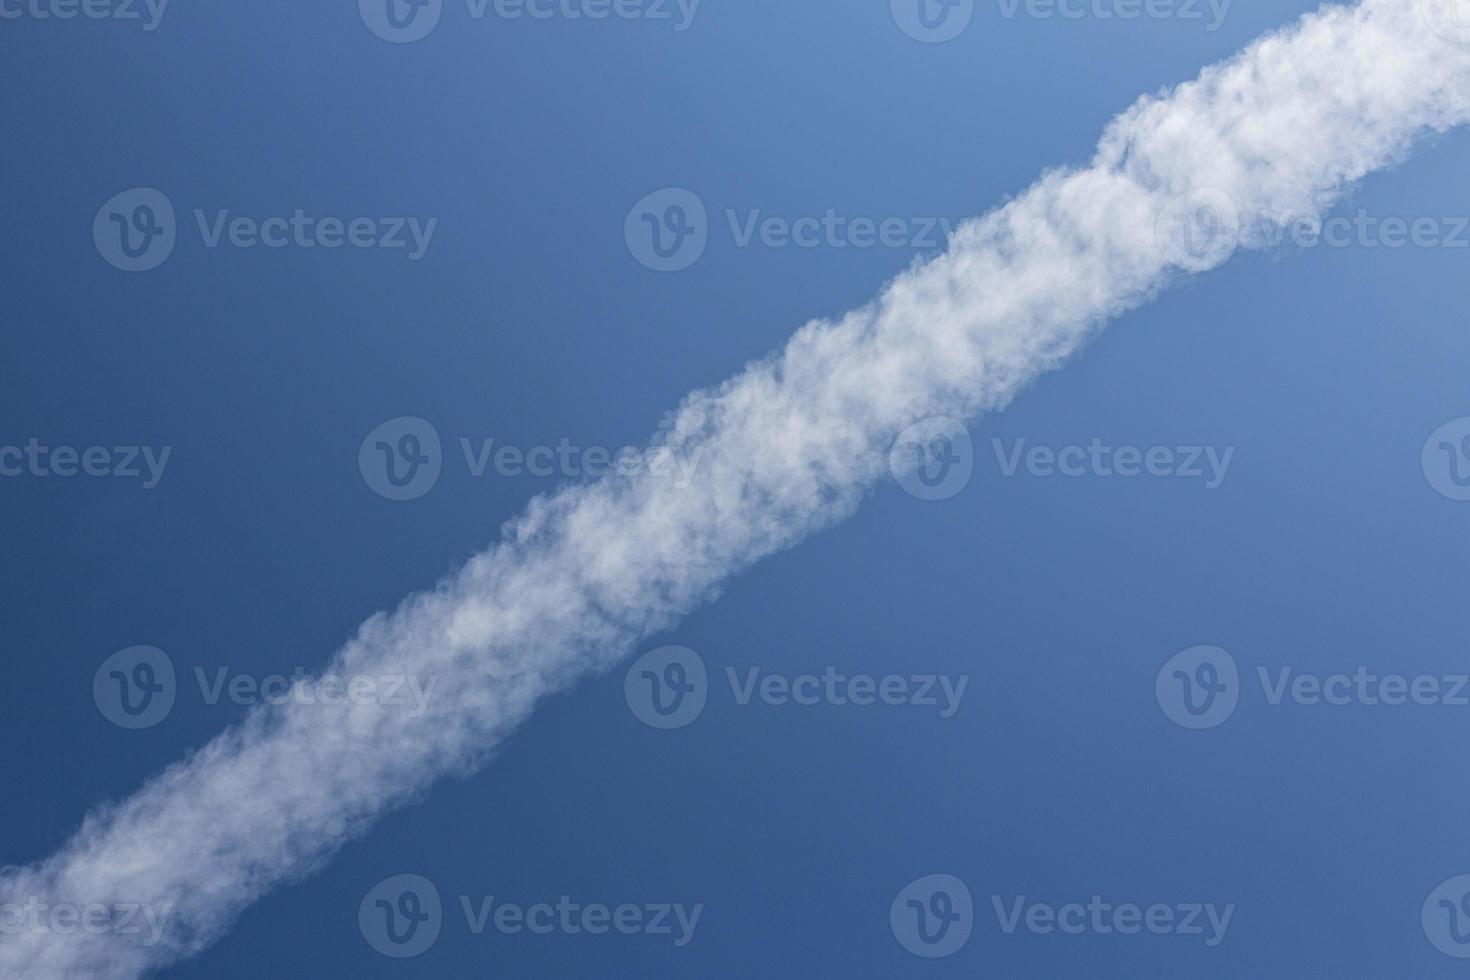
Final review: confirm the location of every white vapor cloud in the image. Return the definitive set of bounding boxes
[6,1,1470,975]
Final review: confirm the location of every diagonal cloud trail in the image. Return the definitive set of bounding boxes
[7,1,1470,975]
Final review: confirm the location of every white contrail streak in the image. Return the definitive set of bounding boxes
[6,1,1470,975]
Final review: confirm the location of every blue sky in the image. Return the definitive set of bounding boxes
[5,0,1470,977]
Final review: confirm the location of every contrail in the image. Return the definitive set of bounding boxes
[6,1,1469,975]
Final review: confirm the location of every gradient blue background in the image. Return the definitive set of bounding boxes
[4,0,1470,976]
